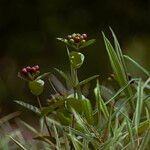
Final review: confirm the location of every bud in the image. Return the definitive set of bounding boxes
[81,40,86,43]
[67,35,72,39]
[64,39,68,43]
[76,33,81,36]
[82,33,87,40]
[80,35,84,40]
[72,33,76,38]
[70,39,74,43]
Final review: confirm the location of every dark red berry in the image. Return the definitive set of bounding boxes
[31,67,37,73]
[21,68,27,75]
[26,66,32,72]
[34,65,40,71]
[74,36,80,43]
[82,33,87,40]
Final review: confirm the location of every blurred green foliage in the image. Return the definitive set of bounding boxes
[0,0,150,116]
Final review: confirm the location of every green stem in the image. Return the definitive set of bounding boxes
[71,114,75,128]
[74,69,82,100]
[71,66,82,100]
[36,96,52,137]
[68,47,82,100]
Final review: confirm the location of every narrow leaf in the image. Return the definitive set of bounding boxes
[102,32,134,108]
[14,100,40,114]
[76,75,99,87]
[36,72,50,80]
[9,136,27,150]
[79,39,96,49]
[124,55,150,77]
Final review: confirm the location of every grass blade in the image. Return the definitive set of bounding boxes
[68,133,82,150]
[9,136,28,150]
[14,100,40,114]
[94,80,109,121]
[102,32,134,108]
[138,127,150,150]
[0,111,21,126]
[53,124,61,150]
[134,79,144,133]
[124,55,150,77]
[76,75,99,87]
[110,27,128,76]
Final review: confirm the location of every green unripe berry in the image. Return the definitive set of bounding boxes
[67,35,72,39]
[29,79,44,96]
[72,33,76,38]
[76,33,80,36]
[80,35,84,40]
[64,39,68,43]
[82,40,86,43]
[70,39,74,43]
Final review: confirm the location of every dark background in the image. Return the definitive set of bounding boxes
[0,0,150,117]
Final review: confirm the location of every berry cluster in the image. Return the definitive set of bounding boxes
[20,65,40,77]
[67,33,87,44]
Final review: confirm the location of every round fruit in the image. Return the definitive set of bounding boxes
[28,79,44,96]
[21,68,27,75]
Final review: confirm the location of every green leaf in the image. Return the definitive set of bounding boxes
[66,98,83,113]
[20,120,55,147]
[125,118,134,147]
[106,78,138,105]
[71,108,89,133]
[124,55,150,77]
[46,116,93,140]
[76,75,99,87]
[94,80,109,121]
[79,39,96,49]
[137,118,150,135]
[33,136,55,143]
[36,72,50,80]
[53,124,61,150]
[67,98,94,125]
[69,51,85,69]
[82,99,94,125]
[28,79,44,96]
[68,133,82,150]
[41,99,67,116]
[102,32,134,109]
[63,132,70,150]
[9,136,27,150]
[54,68,73,86]
[41,107,54,116]
[0,111,21,125]
[138,127,150,150]
[56,110,71,126]
[70,51,84,69]
[110,27,128,76]
[134,79,144,133]
[14,100,40,114]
